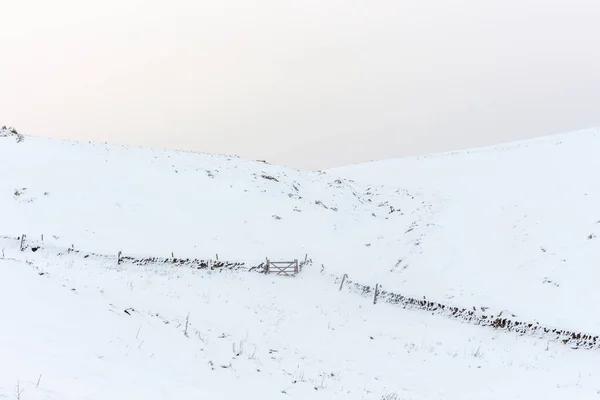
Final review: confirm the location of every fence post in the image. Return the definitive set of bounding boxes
[373,283,379,304]
[294,259,299,274]
[117,251,122,265]
[265,258,270,274]
[41,233,44,242]
[216,253,219,261]
[20,234,26,251]
[339,274,348,291]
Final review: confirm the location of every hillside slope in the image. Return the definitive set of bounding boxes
[3,236,600,400]
[0,129,432,269]
[2,126,600,399]
[330,127,600,333]
[2,127,600,332]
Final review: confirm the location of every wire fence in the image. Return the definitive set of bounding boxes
[1,233,308,275]
[7,232,594,350]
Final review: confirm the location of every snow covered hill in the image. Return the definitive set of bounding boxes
[0,127,433,266]
[331,127,600,334]
[1,126,600,399]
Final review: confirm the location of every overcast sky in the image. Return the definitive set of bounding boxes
[1,0,599,169]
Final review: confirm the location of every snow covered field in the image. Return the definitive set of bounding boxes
[1,127,600,398]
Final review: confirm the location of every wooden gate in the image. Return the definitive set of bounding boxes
[266,259,299,276]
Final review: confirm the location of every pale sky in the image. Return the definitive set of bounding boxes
[1,0,599,169]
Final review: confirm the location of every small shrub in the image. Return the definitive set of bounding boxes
[14,380,24,400]
[381,390,401,400]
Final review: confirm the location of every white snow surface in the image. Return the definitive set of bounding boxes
[331,127,600,333]
[1,127,600,399]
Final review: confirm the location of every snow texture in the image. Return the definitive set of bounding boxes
[1,126,600,399]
